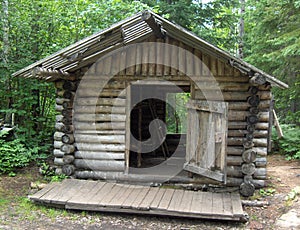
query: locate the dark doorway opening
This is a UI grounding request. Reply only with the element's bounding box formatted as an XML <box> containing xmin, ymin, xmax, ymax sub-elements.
<box><xmin>128</xmin><ymin>84</ymin><xmax>190</xmax><ymax>168</ymax></box>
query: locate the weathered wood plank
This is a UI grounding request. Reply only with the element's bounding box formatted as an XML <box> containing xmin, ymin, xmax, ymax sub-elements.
<box><xmin>167</xmin><ymin>189</ymin><xmax>185</xmax><ymax>212</ymax></box>
<box><xmin>189</xmin><ymin>191</ymin><xmax>204</xmax><ymax>214</ymax></box>
<box><xmin>231</xmin><ymin>193</ymin><xmax>244</xmax><ymax>215</ymax></box>
<box><xmin>138</xmin><ymin>187</ymin><xmax>160</xmax><ymax>210</ymax></box>
<box><xmin>157</xmin><ymin>189</ymin><xmax>175</xmax><ymax>210</ymax></box>
<box><xmin>212</xmin><ymin>192</ymin><xmax>224</xmax><ymax>215</ymax></box>
<box><xmin>66</xmin><ymin>180</ymin><xmax>101</xmax><ymax>206</ymax></box>
<box><xmin>29</xmin><ymin>182</ymin><xmax>60</xmax><ymax>201</ymax></box>
<box><xmin>150</xmin><ymin>188</ymin><xmax>165</xmax><ymax>209</ymax></box>
<box><xmin>201</xmin><ymin>192</ymin><xmax>213</xmax><ymax>214</ymax></box>
<box><xmin>177</xmin><ymin>190</ymin><xmax>194</xmax><ymax>212</ymax></box>
<box><xmin>122</xmin><ymin>185</ymin><xmax>146</xmax><ymax>208</ymax></box>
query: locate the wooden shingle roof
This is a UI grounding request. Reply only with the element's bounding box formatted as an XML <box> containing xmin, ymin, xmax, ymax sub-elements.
<box><xmin>12</xmin><ymin>10</ymin><xmax>288</xmax><ymax>89</ymax></box>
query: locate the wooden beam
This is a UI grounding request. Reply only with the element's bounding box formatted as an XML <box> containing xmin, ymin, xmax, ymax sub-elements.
<box><xmin>142</xmin><ymin>10</ymin><xmax>165</xmax><ymax>39</ymax></box>
<box><xmin>249</xmin><ymin>73</ymin><xmax>267</xmax><ymax>85</ymax></box>
<box><xmin>32</xmin><ymin>67</ymin><xmax>73</xmax><ymax>80</ymax></box>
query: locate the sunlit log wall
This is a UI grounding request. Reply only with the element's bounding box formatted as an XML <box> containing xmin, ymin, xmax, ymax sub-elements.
<box><xmin>53</xmin><ymin>35</ymin><xmax>271</xmax><ymax>191</ymax></box>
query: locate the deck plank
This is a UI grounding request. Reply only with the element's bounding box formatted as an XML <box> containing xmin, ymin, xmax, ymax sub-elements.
<box><xmin>67</xmin><ymin>180</ymin><xmax>100</xmax><ymax>205</ymax></box>
<box><xmin>100</xmin><ymin>183</ymin><xmax>125</xmax><ymax>206</ymax></box>
<box><xmin>177</xmin><ymin>190</ymin><xmax>194</xmax><ymax>212</ymax></box>
<box><xmin>68</xmin><ymin>181</ymin><xmax>107</xmax><ymax>209</ymax></box>
<box><xmin>149</xmin><ymin>188</ymin><xmax>165</xmax><ymax>209</ymax></box>
<box><xmin>200</xmin><ymin>192</ymin><xmax>213</xmax><ymax>214</ymax></box>
<box><xmin>41</xmin><ymin>179</ymin><xmax>74</xmax><ymax>203</ymax></box>
<box><xmin>29</xmin><ymin>182</ymin><xmax>59</xmax><ymax>201</ymax></box>
<box><xmin>190</xmin><ymin>191</ymin><xmax>204</xmax><ymax>214</ymax></box>
<box><xmin>157</xmin><ymin>189</ymin><xmax>175</xmax><ymax>210</ymax></box>
<box><xmin>30</xmin><ymin>180</ymin><xmax>245</xmax><ymax>221</ymax></box>
<box><xmin>231</xmin><ymin>193</ymin><xmax>244</xmax><ymax>216</ymax></box>
<box><xmin>212</xmin><ymin>192</ymin><xmax>224</xmax><ymax>215</ymax></box>
<box><xmin>55</xmin><ymin>180</ymin><xmax>88</xmax><ymax>205</ymax></box>
<box><xmin>109</xmin><ymin>184</ymin><xmax>130</xmax><ymax>207</ymax></box>
<box><xmin>138</xmin><ymin>187</ymin><xmax>159</xmax><ymax>210</ymax></box>
<box><xmin>131</xmin><ymin>187</ymin><xmax>151</xmax><ymax>209</ymax></box>
<box><xmin>121</xmin><ymin>185</ymin><xmax>145</xmax><ymax>209</ymax></box>
<box><xmin>222</xmin><ymin>193</ymin><xmax>233</xmax><ymax>216</ymax></box>
<box><xmin>167</xmin><ymin>189</ymin><xmax>184</xmax><ymax>212</ymax></box>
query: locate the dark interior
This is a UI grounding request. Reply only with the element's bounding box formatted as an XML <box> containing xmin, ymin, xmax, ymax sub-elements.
<box><xmin>129</xmin><ymin>84</ymin><xmax>190</xmax><ymax>168</ymax></box>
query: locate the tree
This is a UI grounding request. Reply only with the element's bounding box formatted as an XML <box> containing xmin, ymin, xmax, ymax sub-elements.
<box><xmin>244</xmin><ymin>0</ymin><xmax>300</xmax><ymax>125</ymax></box>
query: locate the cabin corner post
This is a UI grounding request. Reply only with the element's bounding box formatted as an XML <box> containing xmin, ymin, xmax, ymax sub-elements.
<box><xmin>240</xmin><ymin>83</ymin><xmax>270</xmax><ymax>197</ymax></box>
<box><xmin>53</xmin><ymin>77</ymin><xmax>78</xmax><ymax>177</ymax></box>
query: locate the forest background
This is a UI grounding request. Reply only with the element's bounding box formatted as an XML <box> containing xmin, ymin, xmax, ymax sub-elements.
<box><xmin>0</xmin><ymin>0</ymin><xmax>299</xmax><ymax>175</ymax></box>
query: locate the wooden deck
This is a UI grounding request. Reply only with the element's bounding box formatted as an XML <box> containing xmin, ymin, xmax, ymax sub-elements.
<box><xmin>29</xmin><ymin>179</ymin><xmax>246</xmax><ymax>221</ymax></box>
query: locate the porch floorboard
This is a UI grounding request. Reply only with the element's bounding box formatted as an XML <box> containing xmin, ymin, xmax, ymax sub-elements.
<box><xmin>29</xmin><ymin>179</ymin><xmax>246</xmax><ymax>221</ymax></box>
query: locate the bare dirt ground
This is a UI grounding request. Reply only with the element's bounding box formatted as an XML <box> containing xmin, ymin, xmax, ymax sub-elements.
<box><xmin>0</xmin><ymin>154</ymin><xmax>299</xmax><ymax>230</ymax></box>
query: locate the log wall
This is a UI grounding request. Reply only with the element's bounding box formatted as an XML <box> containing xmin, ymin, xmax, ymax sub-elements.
<box><xmin>56</xmin><ymin>35</ymin><xmax>271</xmax><ymax>192</ymax></box>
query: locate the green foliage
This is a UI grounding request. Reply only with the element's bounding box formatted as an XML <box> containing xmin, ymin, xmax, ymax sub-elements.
<box><xmin>38</xmin><ymin>161</ymin><xmax>67</xmax><ymax>182</ymax></box>
<box><xmin>259</xmin><ymin>188</ymin><xmax>276</xmax><ymax>197</ymax></box>
<box><xmin>0</xmin><ymin>132</ymin><xmax>30</xmax><ymax>175</ymax></box>
<box><xmin>0</xmin><ymin>130</ymin><xmax>49</xmax><ymax>175</ymax></box>
<box><xmin>272</xmin><ymin>124</ymin><xmax>300</xmax><ymax>160</ymax></box>
<box><xmin>244</xmin><ymin>0</ymin><xmax>300</xmax><ymax>125</ymax></box>
<box><xmin>166</xmin><ymin>93</ymin><xmax>190</xmax><ymax>133</ymax></box>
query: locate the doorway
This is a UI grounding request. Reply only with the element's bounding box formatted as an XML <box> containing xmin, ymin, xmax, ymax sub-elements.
<box><xmin>126</xmin><ymin>83</ymin><xmax>190</xmax><ymax>169</ymax></box>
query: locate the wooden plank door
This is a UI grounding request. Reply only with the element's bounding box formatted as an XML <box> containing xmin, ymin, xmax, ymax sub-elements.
<box><xmin>184</xmin><ymin>100</ymin><xmax>228</xmax><ymax>183</ymax></box>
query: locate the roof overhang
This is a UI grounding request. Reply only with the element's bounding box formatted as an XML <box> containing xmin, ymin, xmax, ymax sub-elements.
<box><xmin>12</xmin><ymin>10</ymin><xmax>288</xmax><ymax>89</ymax></box>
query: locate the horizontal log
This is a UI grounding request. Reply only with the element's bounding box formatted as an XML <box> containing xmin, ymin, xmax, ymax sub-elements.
<box><xmin>55</xmin><ymin>122</ymin><xmax>74</xmax><ymax>133</ymax></box>
<box><xmin>74</xmin><ymin>105</ymin><xmax>126</xmax><ymax>114</ymax></box>
<box><xmin>74</xmin><ymin>121</ymin><xmax>125</xmax><ymax>130</ymax></box>
<box><xmin>56</xmin><ymin>97</ymin><xmax>70</xmax><ymax>105</ymax></box>
<box><xmin>54</xmin><ymin>131</ymin><xmax>64</xmax><ymax>141</ymax></box>
<box><xmin>194</xmin><ymin>90</ymin><xmax>271</xmax><ymax>101</ymax></box>
<box><xmin>228</xmin><ymin>101</ymin><xmax>270</xmax><ymax>111</ymax></box>
<box><xmin>75</xmin><ymin>143</ymin><xmax>125</xmax><ymax>152</ymax></box>
<box><xmin>74</xmin><ymin>159</ymin><xmax>124</xmax><ymax>171</ymax></box>
<box><xmin>228</xmin><ymin>122</ymin><xmax>269</xmax><ymax>130</ymax></box>
<box><xmin>227</xmin><ymin>166</ymin><xmax>266</xmax><ymax>179</ymax></box>
<box><xmin>228</xmin><ymin>111</ymin><xmax>269</xmax><ymax>122</ymax></box>
<box><xmin>227</xmin><ymin>178</ymin><xmax>265</xmax><ymax>188</ymax></box>
<box><xmin>227</xmin><ymin>147</ymin><xmax>267</xmax><ymax>157</ymax></box>
<box><xmin>75</xmin><ymin>98</ymin><xmax>126</xmax><ymax>106</ymax></box>
<box><xmin>242</xmin><ymin>149</ymin><xmax>257</xmax><ymax>163</ymax></box>
<box><xmin>76</xmin><ymin>88</ymin><xmax>126</xmax><ymax>98</ymax></box>
<box><xmin>54</xmin><ymin>157</ymin><xmax>64</xmax><ymax>166</ymax></box>
<box><xmin>74</xmin><ymin>105</ymin><xmax>125</xmax><ymax>114</ymax></box>
<box><xmin>55</xmin><ymin>167</ymin><xmax>63</xmax><ymax>175</ymax></box>
<box><xmin>73</xmin><ymin>114</ymin><xmax>126</xmax><ymax>122</ymax></box>
<box><xmin>62</xmin><ymin>100</ymin><xmax>73</xmax><ymax>109</ymax></box>
<box><xmin>241</xmin><ymin>200</ymin><xmax>269</xmax><ymax>207</ymax></box>
<box><xmin>53</xmin><ymin>149</ymin><xmax>65</xmax><ymax>157</ymax></box>
<box><xmin>62</xmin><ymin>134</ymin><xmax>75</xmax><ymax>144</ymax></box>
<box><xmin>63</xmin><ymin>155</ymin><xmax>75</xmax><ymax>164</ymax></box>
<box><xmin>227</xmin><ymin>156</ymin><xmax>266</xmax><ymax>166</ymax></box>
<box><xmin>62</xmin><ymin>164</ymin><xmax>75</xmax><ymax>176</ymax></box>
<box><xmin>74</xmin><ymin>130</ymin><xmax>126</xmax><ymax>135</ymax></box>
<box><xmin>61</xmin><ymin>144</ymin><xmax>75</xmax><ymax>154</ymax></box>
<box><xmin>228</xmin><ymin>138</ymin><xmax>268</xmax><ymax>147</ymax></box>
<box><xmin>75</xmin><ymin>151</ymin><xmax>125</xmax><ymax>160</ymax></box>
<box><xmin>78</xmin><ymin>80</ymin><xmax>126</xmax><ymax>89</ymax></box>
<box><xmin>242</xmin><ymin>163</ymin><xmax>256</xmax><ymax>175</ymax></box>
<box><xmin>62</xmin><ymin>109</ymin><xmax>73</xmax><ymax>117</ymax></box>
<box><xmin>74</xmin><ymin>134</ymin><xmax>125</xmax><ymax>144</ymax></box>
<box><xmin>54</xmin><ymin>141</ymin><xmax>63</xmax><ymax>149</ymax></box>
<box><xmin>54</xmin><ymin>80</ymin><xmax>65</xmax><ymax>89</ymax></box>
<box><xmin>240</xmin><ymin>182</ymin><xmax>255</xmax><ymax>197</ymax></box>
<box><xmin>55</xmin><ymin>104</ymin><xmax>63</xmax><ymax>112</ymax></box>
<box><xmin>56</xmin><ymin>115</ymin><xmax>64</xmax><ymax>123</ymax></box>
<box><xmin>228</xmin><ymin>130</ymin><xmax>268</xmax><ymax>138</ymax></box>
<box><xmin>63</xmin><ymin>81</ymin><xmax>77</xmax><ymax>91</ymax></box>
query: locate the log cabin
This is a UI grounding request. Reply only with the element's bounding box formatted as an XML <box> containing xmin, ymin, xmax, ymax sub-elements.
<box><xmin>13</xmin><ymin>10</ymin><xmax>288</xmax><ymax>197</ymax></box>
